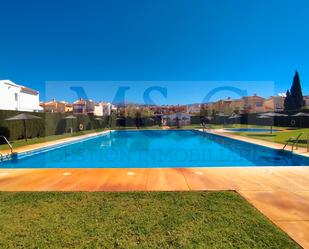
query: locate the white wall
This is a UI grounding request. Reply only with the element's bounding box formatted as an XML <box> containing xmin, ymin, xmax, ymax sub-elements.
<box><xmin>19</xmin><ymin>90</ymin><xmax>41</xmax><ymax>112</ymax></box>
<box><xmin>0</xmin><ymin>80</ymin><xmax>41</xmax><ymax>112</ymax></box>
<box><xmin>94</xmin><ymin>105</ymin><xmax>103</xmax><ymax>116</ymax></box>
<box><xmin>101</xmin><ymin>102</ymin><xmax>115</xmax><ymax>116</ymax></box>
<box><xmin>0</xmin><ymin>81</ymin><xmax>19</xmax><ymax>110</ymax></box>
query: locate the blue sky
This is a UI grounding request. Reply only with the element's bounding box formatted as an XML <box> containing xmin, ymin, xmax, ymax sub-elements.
<box><xmin>0</xmin><ymin>0</ymin><xmax>308</xmax><ymax>104</ymax></box>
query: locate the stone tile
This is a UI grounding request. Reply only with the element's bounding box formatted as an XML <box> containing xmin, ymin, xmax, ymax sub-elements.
<box><xmin>239</xmin><ymin>191</ymin><xmax>309</xmax><ymax>221</ymax></box>
<box><xmin>274</xmin><ymin>221</ymin><xmax>309</xmax><ymax>249</ymax></box>
<box><xmin>146</xmin><ymin>168</ymin><xmax>189</xmax><ymax>191</ymax></box>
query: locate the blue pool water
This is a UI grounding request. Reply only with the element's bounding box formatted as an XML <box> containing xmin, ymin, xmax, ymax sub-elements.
<box><xmin>0</xmin><ymin>130</ymin><xmax>308</xmax><ymax>168</ymax></box>
<box><xmin>225</xmin><ymin>128</ymin><xmax>281</xmax><ymax>132</ymax></box>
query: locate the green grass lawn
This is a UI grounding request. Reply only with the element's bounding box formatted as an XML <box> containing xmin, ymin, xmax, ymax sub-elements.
<box><xmin>0</xmin><ymin>192</ymin><xmax>299</xmax><ymax>249</ymax></box>
<box><xmin>234</xmin><ymin>128</ymin><xmax>309</xmax><ymax>148</ymax></box>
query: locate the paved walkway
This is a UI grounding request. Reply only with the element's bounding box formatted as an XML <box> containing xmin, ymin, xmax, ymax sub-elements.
<box><xmin>0</xmin><ymin>166</ymin><xmax>308</xmax><ymax>248</ymax></box>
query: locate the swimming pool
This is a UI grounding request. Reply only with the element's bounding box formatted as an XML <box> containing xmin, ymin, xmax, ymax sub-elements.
<box><xmin>0</xmin><ymin>130</ymin><xmax>308</xmax><ymax>168</ymax></box>
<box><xmin>225</xmin><ymin>128</ymin><xmax>281</xmax><ymax>132</ymax></box>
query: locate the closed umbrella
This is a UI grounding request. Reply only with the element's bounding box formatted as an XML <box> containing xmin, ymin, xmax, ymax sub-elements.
<box><xmin>63</xmin><ymin>115</ymin><xmax>77</xmax><ymax>133</ymax></box>
<box><xmin>95</xmin><ymin>117</ymin><xmax>103</xmax><ymax>129</ymax></box>
<box><xmin>6</xmin><ymin>113</ymin><xmax>41</xmax><ymax>142</ymax></box>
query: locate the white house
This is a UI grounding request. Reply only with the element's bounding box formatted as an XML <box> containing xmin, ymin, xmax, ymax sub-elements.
<box><xmin>0</xmin><ymin>80</ymin><xmax>42</xmax><ymax>112</ymax></box>
<box><xmin>99</xmin><ymin>102</ymin><xmax>116</xmax><ymax>116</ymax></box>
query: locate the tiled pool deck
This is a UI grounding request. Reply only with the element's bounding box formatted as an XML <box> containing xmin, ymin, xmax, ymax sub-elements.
<box><xmin>0</xmin><ymin>129</ymin><xmax>308</xmax><ymax>248</ymax></box>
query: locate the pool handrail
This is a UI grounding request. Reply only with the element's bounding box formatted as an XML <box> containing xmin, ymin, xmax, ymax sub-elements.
<box><xmin>293</xmin><ymin>132</ymin><xmax>304</xmax><ymax>150</ymax></box>
<box><xmin>283</xmin><ymin>132</ymin><xmax>307</xmax><ymax>152</ymax></box>
<box><xmin>283</xmin><ymin>137</ymin><xmax>296</xmax><ymax>150</ymax></box>
<box><xmin>0</xmin><ymin>136</ymin><xmax>13</xmax><ymax>154</ymax></box>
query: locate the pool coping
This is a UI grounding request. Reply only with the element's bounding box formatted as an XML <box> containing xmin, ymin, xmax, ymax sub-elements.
<box><xmin>198</xmin><ymin>128</ymin><xmax>309</xmax><ymax>158</ymax></box>
<box><xmin>0</xmin><ymin>130</ymin><xmax>113</xmax><ymax>157</ymax></box>
<box><xmin>1</xmin><ymin>128</ymin><xmax>308</xmax><ymax>165</ymax></box>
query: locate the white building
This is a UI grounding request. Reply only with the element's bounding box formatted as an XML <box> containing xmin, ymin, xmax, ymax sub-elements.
<box><xmin>93</xmin><ymin>104</ymin><xmax>103</xmax><ymax>116</ymax></box>
<box><xmin>99</xmin><ymin>102</ymin><xmax>116</xmax><ymax>116</ymax></box>
<box><xmin>0</xmin><ymin>80</ymin><xmax>42</xmax><ymax>112</ymax></box>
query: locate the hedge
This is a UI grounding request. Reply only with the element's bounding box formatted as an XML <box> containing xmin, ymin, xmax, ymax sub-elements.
<box><xmin>195</xmin><ymin>111</ymin><xmax>309</xmax><ymax>128</ymax></box>
<box><xmin>0</xmin><ymin>110</ymin><xmax>111</xmax><ymax>141</ymax></box>
<box><xmin>115</xmin><ymin>117</ymin><xmax>161</xmax><ymax>127</ymax></box>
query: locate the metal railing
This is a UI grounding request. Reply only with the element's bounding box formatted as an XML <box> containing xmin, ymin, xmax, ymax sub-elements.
<box><xmin>283</xmin><ymin>132</ymin><xmax>307</xmax><ymax>152</ymax></box>
<box><xmin>292</xmin><ymin>132</ymin><xmax>305</xmax><ymax>151</ymax></box>
<box><xmin>283</xmin><ymin>137</ymin><xmax>295</xmax><ymax>150</ymax></box>
<box><xmin>0</xmin><ymin>136</ymin><xmax>13</xmax><ymax>154</ymax></box>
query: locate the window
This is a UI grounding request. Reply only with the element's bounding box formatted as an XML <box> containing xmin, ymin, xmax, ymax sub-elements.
<box><xmin>14</xmin><ymin>93</ymin><xmax>18</xmax><ymax>101</ymax></box>
<box><xmin>256</xmin><ymin>102</ymin><xmax>262</xmax><ymax>107</ymax></box>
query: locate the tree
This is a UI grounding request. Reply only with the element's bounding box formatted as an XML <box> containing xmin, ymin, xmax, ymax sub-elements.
<box><xmin>290</xmin><ymin>71</ymin><xmax>305</xmax><ymax>109</ymax></box>
<box><xmin>199</xmin><ymin>106</ymin><xmax>209</xmax><ymax>117</ymax></box>
<box><xmin>211</xmin><ymin>109</ymin><xmax>217</xmax><ymax>117</ymax></box>
<box><xmin>109</xmin><ymin>110</ymin><xmax>117</xmax><ymax>128</ymax></box>
<box><xmin>284</xmin><ymin>71</ymin><xmax>305</xmax><ymax>111</ymax></box>
<box><xmin>135</xmin><ymin>111</ymin><xmax>142</xmax><ymax>128</ymax></box>
<box><xmin>234</xmin><ymin>107</ymin><xmax>240</xmax><ymax>115</ymax></box>
<box><xmin>284</xmin><ymin>90</ymin><xmax>294</xmax><ymax>111</ymax></box>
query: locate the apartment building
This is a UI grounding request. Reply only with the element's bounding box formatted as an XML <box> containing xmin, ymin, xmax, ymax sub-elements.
<box><xmin>242</xmin><ymin>95</ymin><xmax>265</xmax><ymax>113</ymax></box>
<box><xmin>73</xmin><ymin>99</ymin><xmax>116</xmax><ymax>116</ymax></box>
<box><xmin>63</xmin><ymin>102</ymin><xmax>73</xmax><ymax>112</ymax></box>
<box><xmin>202</xmin><ymin>95</ymin><xmax>281</xmax><ymax>114</ymax></box>
<box><xmin>263</xmin><ymin>96</ymin><xmax>285</xmax><ymax>112</ymax></box>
